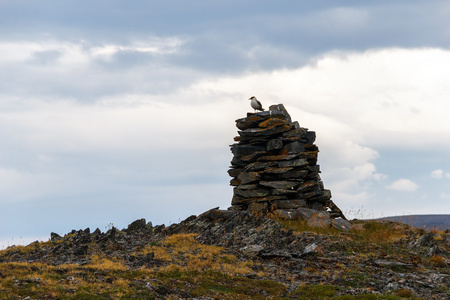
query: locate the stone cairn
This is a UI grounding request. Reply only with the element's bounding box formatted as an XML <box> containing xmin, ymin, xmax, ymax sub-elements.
<box><xmin>228</xmin><ymin>104</ymin><xmax>347</xmax><ymax>220</ymax></box>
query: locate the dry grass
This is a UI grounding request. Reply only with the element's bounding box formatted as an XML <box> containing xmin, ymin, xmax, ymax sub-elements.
<box><xmin>0</xmin><ymin>234</ymin><xmax>268</xmax><ymax>299</ymax></box>
<box><xmin>148</xmin><ymin>233</ymin><xmax>257</xmax><ymax>275</ymax></box>
<box><xmin>429</xmin><ymin>255</ymin><xmax>446</xmax><ymax>267</ymax></box>
<box><xmin>89</xmin><ymin>254</ymin><xmax>127</xmax><ymax>271</ymax></box>
<box><xmin>0</xmin><ymin>222</ymin><xmax>447</xmax><ymax>299</ymax></box>
<box><xmin>277</xmin><ymin>217</ymin><xmax>408</xmax><ymax>245</ymax></box>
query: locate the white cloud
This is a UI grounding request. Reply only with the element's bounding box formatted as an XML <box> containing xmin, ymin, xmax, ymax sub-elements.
<box><xmin>0</xmin><ymin>95</ymin><xmax>240</xmax><ymax>154</ymax></box>
<box><xmin>195</xmin><ymin>48</ymin><xmax>450</xmax><ymax>150</ymax></box>
<box><xmin>431</xmin><ymin>170</ymin><xmax>450</xmax><ymax>180</ymax></box>
<box><xmin>386</xmin><ymin>178</ymin><xmax>419</xmax><ymax>192</ymax></box>
<box><xmin>13</xmin><ymin>46</ymin><xmax>445</xmax><ymax>207</ymax></box>
<box><xmin>0</xmin><ymin>38</ymin><xmax>184</xmax><ymax>64</ymax></box>
<box><xmin>90</xmin><ymin>37</ymin><xmax>184</xmax><ymax>60</ymax></box>
<box><xmin>431</xmin><ymin>169</ymin><xmax>444</xmax><ymax>179</ymax></box>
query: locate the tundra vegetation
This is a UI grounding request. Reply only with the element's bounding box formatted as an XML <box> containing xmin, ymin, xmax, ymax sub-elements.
<box><xmin>0</xmin><ymin>211</ymin><xmax>448</xmax><ymax>299</ymax></box>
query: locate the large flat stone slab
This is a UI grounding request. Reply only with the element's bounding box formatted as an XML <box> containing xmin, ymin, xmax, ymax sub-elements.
<box><xmin>260</xmin><ymin>180</ymin><xmax>299</xmax><ymax>189</ymax></box>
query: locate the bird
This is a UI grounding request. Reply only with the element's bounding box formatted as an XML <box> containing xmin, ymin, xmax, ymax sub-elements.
<box><xmin>249</xmin><ymin>96</ymin><xmax>264</xmax><ymax>112</ymax></box>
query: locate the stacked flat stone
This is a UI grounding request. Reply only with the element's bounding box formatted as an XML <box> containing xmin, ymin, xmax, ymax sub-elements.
<box><xmin>229</xmin><ymin>104</ymin><xmax>343</xmax><ymax>218</ymax></box>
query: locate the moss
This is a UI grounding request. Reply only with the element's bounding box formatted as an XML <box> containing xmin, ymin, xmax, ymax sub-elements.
<box><xmin>193</xmin><ymin>270</ymin><xmax>286</xmax><ymax>298</ymax></box>
<box><xmin>396</xmin><ymin>288</ymin><xmax>414</xmax><ymax>298</ymax></box>
<box><xmin>287</xmin><ymin>284</ymin><xmax>338</xmax><ymax>299</ymax></box>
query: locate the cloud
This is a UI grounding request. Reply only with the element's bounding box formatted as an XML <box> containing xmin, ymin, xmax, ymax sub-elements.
<box><xmin>386</xmin><ymin>179</ymin><xmax>419</xmax><ymax>192</ymax></box>
<box><xmin>431</xmin><ymin>169</ymin><xmax>450</xmax><ymax>180</ymax></box>
<box><xmin>2</xmin><ymin>47</ymin><xmax>448</xmax><ymax>202</ymax></box>
<box><xmin>0</xmin><ymin>39</ymin><xmax>190</xmax><ymax>100</ymax></box>
<box><xmin>195</xmin><ymin>48</ymin><xmax>450</xmax><ymax>150</ymax></box>
<box><xmin>431</xmin><ymin>169</ymin><xmax>444</xmax><ymax>179</ymax></box>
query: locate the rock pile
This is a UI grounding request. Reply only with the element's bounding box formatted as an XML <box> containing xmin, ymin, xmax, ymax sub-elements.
<box><xmin>229</xmin><ymin>104</ymin><xmax>346</xmax><ymax>220</ymax></box>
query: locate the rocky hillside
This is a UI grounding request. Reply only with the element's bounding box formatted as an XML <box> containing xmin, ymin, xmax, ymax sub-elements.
<box><xmin>0</xmin><ymin>208</ymin><xmax>449</xmax><ymax>299</ymax></box>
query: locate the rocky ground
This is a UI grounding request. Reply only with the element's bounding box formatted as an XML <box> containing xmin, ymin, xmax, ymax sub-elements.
<box><xmin>0</xmin><ymin>208</ymin><xmax>449</xmax><ymax>299</ymax></box>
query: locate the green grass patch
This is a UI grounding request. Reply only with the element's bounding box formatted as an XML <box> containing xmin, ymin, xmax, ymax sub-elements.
<box><xmin>277</xmin><ymin>218</ymin><xmax>341</xmax><ymax>236</ymax></box>
<box><xmin>287</xmin><ymin>284</ymin><xmax>338</xmax><ymax>299</ymax></box>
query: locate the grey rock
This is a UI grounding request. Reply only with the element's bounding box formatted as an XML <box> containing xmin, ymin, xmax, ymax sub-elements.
<box><xmin>127</xmin><ymin>218</ymin><xmax>146</xmax><ymax>232</ymax></box>
<box><xmin>273</xmin><ymin>200</ymin><xmax>307</xmax><ymax>209</ymax></box>
<box><xmin>229</xmin><ymin>178</ymin><xmax>241</xmax><ymax>186</ymax></box>
<box><xmin>227</xmin><ymin>168</ymin><xmax>243</xmax><ymax>177</ymax></box>
<box><xmin>240</xmin><ymin>244</ymin><xmax>264</xmax><ymax>257</ymax></box>
<box><xmin>279</xmin><ymin>170</ymin><xmax>308</xmax><ymax>179</ymax></box>
<box><xmin>238</xmin><ymin>151</ymin><xmax>267</xmax><ymax>163</ymax></box>
<box><xmin>273</xmin><ymin>209</ymin><xmax>298</xmax><ymax>219</ymax></box>
<box><xmin>235</xmin><ymin>119</ymin><xmax>257</xmax><ymax>130</ymax></box>
<box><xmin>251</xmin><ymin>109</ymin><xmax>289</xmax><ymax>121</ymax></box>
<box><xmin>291</xmin><ymin>121</ymin><xmax>300</xmax><ymax>129</ymax></box>
<box><xmin>236</xmin><ymin>184</ymin><xmax>259</xmax><ymax>190</ymax></box>
<box><xmin>309</xmin><ymin>201</ymin><xmax>324</xmax><ymax>211</ymax></box>
<box><xmin>237</xmin><ymin>171</ymin><xmax>261</xmax><ymax>184</ymax></box>
<box><xmin>259</xmin><ymin>249</ymin><xmax>292</xmax><ymax>259</ymax></box>
<box><xmin>231</xmin><ymin>144</ymin><xmax>265</xmax><ymax>156</ymax></box>
<box><xmin>269</xmin><ymin>104</ymin><xmax>292</xmax><ymax>123</ymax></box>
<box><xmin>271</xmin><ymin>189</ymin><xmax>298</xmax><ymax>196</ymax></box>
<box><xmin>305</xmin><ymin>131</ymin><xmax>316</xmax><ymax>144</ymax></box>
<box><xmin>234</xmin><ymin>188</ymin><xmax>270</xmax><ymax>198</ymax></box>
<box><xmin>297</xmin><ymin>181</ymin><xmax>317</xmax><ymax>193</ymax></box>
<box><xmin>278</xmin><ymin>158</ymin><xmax>309</xmax><ymax>168</ymax></box>
<box><xmin>303</xmin><ymin>243</ymin><xmax>318</xmax><ymax>256</ymax></box>
<box><xmin>258</xmin><ymin>154</ymin><xmax>299</xmax><ymax>161</ymax></box>
<box><xmin>383</xmin><ymin>282</ymin><xmax>399</xmax><ymax>292</ymax></box>
<box><xmin>374</xmin><ymin>260</ymin><xmax>413</xmax><ymax>268</ymax></box>
<box><xmin>409</xmin><ymin>232</ymin><xmax>438</xmax><ymax>248</ymax></box>
<box><xmin>307</xmin><ymin>212</ymin><xmax>332</xmax><ymax>228</ymax></box>
<box><xmin>230</xmin><ymin>156</ymin><xmax>247</xmax><ymax>167</ymax></box>
<box><xmin>50</xmin><ymin>232</ymin><xmax>62</xmax><ymax>241</ymax></box>
<box><xmin>296</xmin><ymin>207</ymin><xmax>318</xmax><ymax>220</ymax></box>
<box><xmin>260</xmin><ymin>180</ymin><xmax>299</xmax><ymax>189</ymax></box>
<box><xmin>283</xmin><ymin>141</ymin><xmax>305</xmax><ymax>153</ymax></box>
<box><xmin>331</xmin><ymin>219</ymin><xmax>353</xmax><ymax>231</ymax></box>
<box><xmin>244</xmin><ymin>161</ymin><xmax>277</xmax><ymax>172</ymax></box>
<box><xmin>283</xmin><ymin>130</ymin><xmax>307</xmax><ymax>140</ymax></box>
<box><xmin>239</xmin><ymin>125</ymin><xmax>292</xmax><ymax>137</ymax></box>
<box><xmin>263</xmin><ymin>167</ymin><xmax>294</xmax><ymax>174</ymax></box>
<box><xmin>266</xmin><ymin>138</ymin><xmax>284</xmax><ymax>151</ymax></box>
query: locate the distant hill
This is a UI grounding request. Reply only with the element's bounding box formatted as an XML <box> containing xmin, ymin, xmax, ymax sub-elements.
<box><xmin>379</xmin><ymin>214</ymin><xmax>450</xmax><ymax>230</ymax></box>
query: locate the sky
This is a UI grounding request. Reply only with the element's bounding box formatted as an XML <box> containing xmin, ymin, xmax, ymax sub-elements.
<box><xmin>1</xmin><ymin>0</ymin><xmax>450</xmax><ymax>248</ymax></box>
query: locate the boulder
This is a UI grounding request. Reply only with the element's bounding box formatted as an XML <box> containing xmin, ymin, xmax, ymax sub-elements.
<box><xmin>331</xmin><ymin>219</ymin><xmax>353</xmax><ymax>231</ymax></box>
<box><xmin>127</xmin><ymin>218</ymin><xmax>147</xmax><ymax>232</ymax></box>
<box><xmin>307</xmin><ymin>212</ymin><xmax>332</xmax><ymax>228</ymax></box>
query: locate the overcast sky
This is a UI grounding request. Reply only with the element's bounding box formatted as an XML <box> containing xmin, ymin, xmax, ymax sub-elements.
<box><xmin>2</xmin><ymin>0</ymin><xmax>450</xmax><ymax>248</ymax></box>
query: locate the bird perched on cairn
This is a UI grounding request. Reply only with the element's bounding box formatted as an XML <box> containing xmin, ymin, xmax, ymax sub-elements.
<box><xmin>249</xmin><ymin>96</ymin><xmax>264</xmax><ymax>112</ymax></box>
